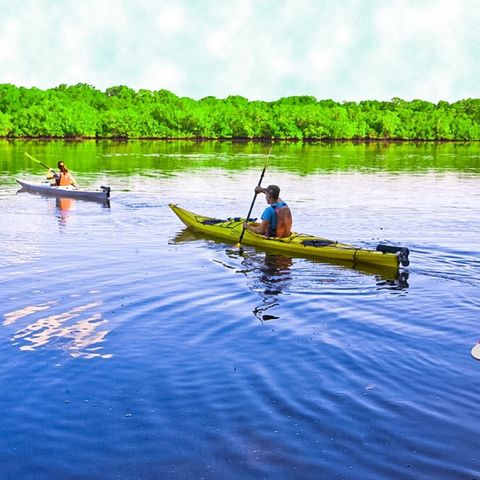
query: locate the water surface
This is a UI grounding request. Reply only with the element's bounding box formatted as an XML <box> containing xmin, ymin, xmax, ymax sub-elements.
<box><xmin>1</xmin><ymin>140</ymin><xmax>479</xmax><ymax>479</ymax></box>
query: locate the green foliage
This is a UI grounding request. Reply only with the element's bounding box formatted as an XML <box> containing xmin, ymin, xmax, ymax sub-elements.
<box><xmin>0</xmin><ymin>83</ymin><xmax>479</xmax><ymax>140</ymax></box>
<box><xmin>0</xmin><ymin>111</ymin><xmax>12</xmax><ymax>136</ymax></box>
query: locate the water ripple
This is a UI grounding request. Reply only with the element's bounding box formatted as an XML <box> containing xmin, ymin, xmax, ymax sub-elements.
<box><xmin>1</xmin><ymin>144</ymin><xmax>480</xmax><ymax>479</ymax></box>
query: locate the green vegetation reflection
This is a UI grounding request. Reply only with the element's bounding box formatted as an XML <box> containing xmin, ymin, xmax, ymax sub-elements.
<box><xmin>1</xmin><ymin>140</ymin><xmax>479</xmax><ymax>180</ymax></box>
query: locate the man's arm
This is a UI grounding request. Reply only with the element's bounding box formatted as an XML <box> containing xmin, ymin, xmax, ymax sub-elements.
<box><xmin>243</xmin><ymin>219</ymin><xmax>269</xmax><ymax>235</ymax></box>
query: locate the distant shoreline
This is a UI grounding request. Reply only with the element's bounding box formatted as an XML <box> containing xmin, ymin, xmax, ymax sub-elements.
<box><xmin>1</xmin><ymin>84</ymin><xmax>479</xmax><ymax>141</ymax></box>
<box><xmin>1</xmin><ymin>136</ymin><xmax>478</xmax><ymax>143</ymax></box>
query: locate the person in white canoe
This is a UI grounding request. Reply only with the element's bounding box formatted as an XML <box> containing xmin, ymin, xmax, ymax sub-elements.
<box><xmin>47</xmin><ymin>161</ymin><xmax>78</xmax><ymax>187</ymax></box>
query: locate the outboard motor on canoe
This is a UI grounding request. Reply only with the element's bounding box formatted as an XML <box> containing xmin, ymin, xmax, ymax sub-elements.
<box><xmin>376</xmin><ymin>244</ymin><xmax>410</xmax><ymax>267</ymax></box>
<box><xmin>100</xmin><ymin>186</ymin><xmax>111</xmax><ymax>198</ymax></box>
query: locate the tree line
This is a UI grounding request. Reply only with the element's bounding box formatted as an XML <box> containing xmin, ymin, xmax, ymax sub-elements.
<box><xmin>0</xmin><ymin>83</ymin><xmax>479</xmax><ymax>140</ymax></box>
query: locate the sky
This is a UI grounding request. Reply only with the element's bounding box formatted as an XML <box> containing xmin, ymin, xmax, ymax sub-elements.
<box><xmin>0</xmin><ymin>0</ymin><xmax>478</xmax><ymax>102</ymax></box>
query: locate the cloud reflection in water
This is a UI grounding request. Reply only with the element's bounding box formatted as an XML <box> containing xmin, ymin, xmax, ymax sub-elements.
<box><xmin>3</xmin><ymin>300</ymin><xmax>112</xmax><ymax>359</ymax></box>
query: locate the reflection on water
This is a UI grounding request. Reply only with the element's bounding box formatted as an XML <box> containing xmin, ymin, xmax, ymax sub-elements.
<box><xmin>54</xmin><ymin>196</ymin><xmax>74</xmax><ymax>229</ymax></box>
<box><xmin>15</xmin><ymin>187</ymin><xmax>111</xmax><ymax>231</ymax></box>
<box><xmin>377</xmin><ymin>270</ymin><xmax>410</xmax><ymax>289</ymax></box>
<box><xmin>228</xmin><ymin>250</ymin><xmax>293</xmax><ymax>322</ymax></box>
<box><xmin>55</xmin><ymin>197</ymin><xmax>74</xmax><ymax>211</ymax></box>
<box><xmin>1</xmin><ymin>141</ymin><xmax>479</xmax><ymax>479</ymax></box>
<box><xmin>3</xmin><ymin>300</ymin><xmax>112</xmax><ymax>359</ymax></box>
<box><xmin>173</xmin><ymin>228</ymin><xmax>409</xmax><ymax>323</ymax></box>
<box><xmin>4</xmin><ymin>139</ymin><xmax>480</xmax><ymax>176</ymax></box>
<box><xmin>173</xmin><ymin>228</ymin><xmax>293</xmax><ymax>322</ymax></box>
<box><xmin>3</xmin><ymin>301</ymin><xmax>57</xmax><ymax>326</ymax></box>
<box><xmin>214</xmin><ymin>249</ymin><xmax>293</xmax><ymax>322</ymax></box>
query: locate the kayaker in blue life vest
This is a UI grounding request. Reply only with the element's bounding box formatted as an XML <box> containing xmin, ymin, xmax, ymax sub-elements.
<box><xmin>243</xmin><ymin>184</ymin><xmax>293</xmax><ymax>238</ymax></box>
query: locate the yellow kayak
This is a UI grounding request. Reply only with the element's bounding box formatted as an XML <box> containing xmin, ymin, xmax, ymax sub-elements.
<box><xmin>169</xmin><ymin>204</ymin><xmax>409</xmax><ymax>271</ymax></box>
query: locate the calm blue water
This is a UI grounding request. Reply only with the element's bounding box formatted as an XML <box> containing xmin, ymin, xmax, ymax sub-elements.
<box><xmin>0</xmin><ymin>141</ymin><xmax>479</xmax><ymax>479</ymax></box>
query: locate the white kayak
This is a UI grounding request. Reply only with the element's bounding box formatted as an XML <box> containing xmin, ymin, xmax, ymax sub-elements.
<box><xmin>16</xmin><ymin>179</ymin><xmax>111</xmax><ymax>202</ymax></box>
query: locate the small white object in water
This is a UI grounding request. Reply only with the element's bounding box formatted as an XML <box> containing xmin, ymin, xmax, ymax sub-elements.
<box><xmin>471</xmin><ymin>342</ymin><xmax>480</xmax><ymax>360</ymax></box>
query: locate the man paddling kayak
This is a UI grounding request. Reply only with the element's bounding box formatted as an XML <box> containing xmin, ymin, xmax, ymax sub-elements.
<box><xmin>47</xmin><ymin>161</ymin><xmax>77</xmax><ymax>187</ymax></box>
<box><xmin>243</xmin><ymin>184</ymin><xmax>292</xmax><ymax>238</ymax></box>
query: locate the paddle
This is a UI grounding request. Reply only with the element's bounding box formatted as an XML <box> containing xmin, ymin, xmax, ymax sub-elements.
<box><xmin>25</xmin><ymin>151</ymin><xmax>79</xmax><ymax>188</ymax></box>
<box><xmin>25</xmin><ymin>152</ymin><xmax>53</xmax><ymax>171</ymax></box>
<box><xmin>236</xmin><ymin>146</ymin><xmax>273</xmax><ymax>248</ymax></box>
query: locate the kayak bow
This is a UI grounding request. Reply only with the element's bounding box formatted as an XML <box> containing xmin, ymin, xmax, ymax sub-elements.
<box><xmin>169</xmin><ymin>204</ymin><xmax>409</xmax><ymax>270</ymax></box>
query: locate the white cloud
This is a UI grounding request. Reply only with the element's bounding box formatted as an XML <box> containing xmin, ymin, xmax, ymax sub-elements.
<box><xmin>155</xmin><ymin>5</ymin><xmax>186</xmax><ymax>33</ymax></box>
<box><xmin>141</xmin><ymin>61</ymin><xmax>185</xmax><ymax>92</ymax></box>
<box><xmin>0</xmin><ymin>0</ymin><xmax>478</xmax><ymax>101</ymax></box>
